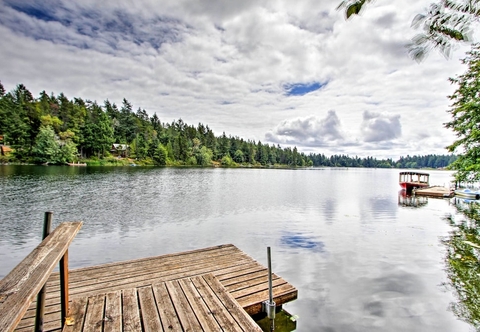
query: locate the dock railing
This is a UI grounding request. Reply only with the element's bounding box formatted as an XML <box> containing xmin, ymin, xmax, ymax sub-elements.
<box><xmin>0</xmin><ymin>212</ymin><xmax>82</xmax><ymax>332</ymax></box>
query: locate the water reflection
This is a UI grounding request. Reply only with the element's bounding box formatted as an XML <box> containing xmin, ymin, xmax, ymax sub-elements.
<box><xmin>443</xmin><ymin>201</ymin><xmax>480</xmax><ymax>329</ymax></box>
<box><xmin>398</xmin><ymin>192</ymin><xmax>428</xmax><ymax>208</ymax></box>
<box><xmin>1</xmin><ymin>166</ymin><xmax>472</xmax><ymax>331</ymax></box>
<box><xmin>280</xmin><ymin>232</ymin><xmax>325</xmax><ymax>253</ymax></box>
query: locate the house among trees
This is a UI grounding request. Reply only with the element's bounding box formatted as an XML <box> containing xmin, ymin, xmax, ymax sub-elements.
<box><xmin>111</xmin><ymin>144</ymin><xmax>129</xmax><ymax>158</ymax></box>
<box><xmin>0</xmin><ymin>134</ymin><xmax>12</xmax><ymax>156</ymax></box>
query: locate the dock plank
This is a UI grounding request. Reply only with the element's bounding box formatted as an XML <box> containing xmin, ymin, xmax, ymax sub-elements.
<box><xmin>191</xmin><ymin>275</ymin><xmax>241</xmax><ymax>332</ymax></box>
<box><xmin>104</xmin><ymin>291</ymin><xmax>122</xmax><ymax>332</ymax></box>
<box><xmin>122</xmin><ymin>288</ymin><xmax>142</xmax><ymax>332</ymax></box>
<box><xmin>178</xmin><ymin>278</ymin><xmax>221</xmax><ymax>331</ymax></box>
<box><xmin>203</xmin><ymin>274</ymin><xmax>263</xmax><ymax>332</ymax></box>
<box><xmin>83</xmin><ymin>294</ymin><xmax>104</xmax><ymax>332</ymax></box>
<box><xmin>152</xmin><ymin>283</ymin><xmax>182</xmax><ymax>331</ymax></box>
<box><xmin>63</xmin><ymin>275</ymin><xmax>263</xmax><ymax>332</ymax></box>
<box><xmin>137</xmin><ymin>286</ymin><xmax>163</xmax><ymax>332</ymax></box>
<box><xmin>62</xmin><ymin>297</ymin><xmax>87</xmax><ymax>332</ymax></box>
<box><xmin>165</xmin><ymin>280</ymin><xmax>202</xmax><ymax>331</ymax></box>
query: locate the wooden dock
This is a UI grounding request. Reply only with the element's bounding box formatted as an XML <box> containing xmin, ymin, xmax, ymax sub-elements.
<box><xmin>413</xmin><ymin>186</ymin><xmax>454</xmax><ymax>198</ymax></box>
<box><xmin>14</xmin><ymin>244</ymin><xmax>297</xmax><ymax>332</ymax></box>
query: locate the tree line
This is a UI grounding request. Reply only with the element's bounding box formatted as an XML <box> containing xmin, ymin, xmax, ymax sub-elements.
<box><xmin>0</xmin><ymin>83</ymin><xmax>313</xmax><ymax>166</ymax></box>
<box><xmin>0</xmin><ymin>82</ymin><xmax>455</xmax><ymax>168</ymax></box>
<box><xmin>309</xmin><ymin>153</ymin><xmax>455</xmax><ymax>168</ymax></box>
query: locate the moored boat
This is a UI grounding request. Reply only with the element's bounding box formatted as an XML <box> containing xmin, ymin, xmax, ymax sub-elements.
<box><xmin>454</xmin><ymin>188</ymin><xmax>480</xmax><ymax>200</ymax></box>
<box><xmin>399</xmin><ymin>171</ymin><xmax>430</xmax><ymax>192</ymax></box>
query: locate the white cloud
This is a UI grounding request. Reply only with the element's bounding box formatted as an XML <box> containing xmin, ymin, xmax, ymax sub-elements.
<box><xmin>0</xmin><ymin>0</ymin><xmax>471</xmax><ymax>159</ymax></box>
<box><xmin>265</xmin><ymin>111</ymin><xmax>354</xmax><ymax>147</ymax></box>
<box><xmin>361</xmin><ymin>111</ymin><xmax>402</xmax><ymax>142</ymax></box>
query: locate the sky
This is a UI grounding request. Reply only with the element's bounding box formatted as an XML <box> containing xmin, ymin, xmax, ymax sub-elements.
<box><xmin>0</xmin><ymin>0</ymin><xmax>475</xmax><ymax>159</ymax></box>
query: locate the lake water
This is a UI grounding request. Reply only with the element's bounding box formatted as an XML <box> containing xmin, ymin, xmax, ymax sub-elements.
<box><xmin>0</xmin><ymin>166</ymin><xmax>473</xmax><ymax>331</ymax></box>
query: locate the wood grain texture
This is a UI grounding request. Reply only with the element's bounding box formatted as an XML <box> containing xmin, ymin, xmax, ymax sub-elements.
<box><xmin>0</xmin><ymin>222</ymin><xmax>82</xmax><ymax>332</ymax></box>
<box><xmin>14</xmin><ymin>244</ymin><xmax>297</xmax><ymax>332</ymax></box>
<box><xmin>61</xmin><ymin>275</ymin><xmax>263</xmax><ymax>332</ymax></box>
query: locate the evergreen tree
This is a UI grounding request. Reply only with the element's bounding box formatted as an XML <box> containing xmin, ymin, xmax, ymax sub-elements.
<box><xmin>153</xmin><ymin>144</ymin><xmax>168</xmax><ymax>165</ymax></box>
<box><xmin>32</xmin><ymin>125</ymin><xmax>60</xmax><ymax>164</ymax></box>
<box><xmin>445</xmin><ymin>44</ymin><xmax>480</xmax><ymax>182</ymax></box>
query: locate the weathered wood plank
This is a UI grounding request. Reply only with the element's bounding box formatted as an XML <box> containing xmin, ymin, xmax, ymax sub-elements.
<box><xmin>202</xmin><ymin>274</ymin><xmax>263</xmax><ymax>332</ymax></box>
<box><xmin>43</xmin><ymin>247</ymin><xmax>246</xmax><ymax>298</ymax></box>
<box><xmin>238</xmin><ymin>284</ymin><xmax>298</xmax><ymax>315</ymax></box>
<box><xmin>104</xmin><ymin>290</ymin><xmax>122</xmax><ymax>332</ymax></box>
<box><xmin>51</xmin><ymin>244</ymin><xmax>240</xmax><ymax>285</ymax></box>
<box><xmin>230</xmin><ymin>277</ymin><xmax>287</xmax><ymax>299</ymax></box>
<box><xmin>60</xmin><ymin>297</ymin><xmax>87</xmax><ymax>332</ymax></box>
<box><xmin>22</xmin><ymin>258</ymin><xmax>261</xmax><ymax>324</ymax></box>
<box><xmin>64</xmin><ymin>258</ymin><xmax>254</xmax><ymax>300</ymax></box>
<box><xmin>214</xmin><ymin>263</ymin><xmax>268</xmax><ymax>285</ymax></box>
<box><xmin>178</xmin><ymin>278</ymin><xmax>221</xmax><ymax>331</ymax></box>
<box><xmin>42</xmin><ymin>248</ymin><xmax>250</xmax><ymax>293</ymax></box>
<box><xmin>137</xmin><ymin>286</ymin><xmax>163</xmax><ymax>332</ymax></box>
<box><xmin>152</xmin><ymin>282</ymin><xmax>182</xmax><ymax>331</ymax></box>
<box><xmin>191</xmin><ymin>276</ymin><xmax>241</xmax><ymax>332</ymax></box>
<box><xmin>0</xmin><ymin>222</ymin><xmax>82</xmax><ymax>332</ymax></box>
<box><xmin>83</xmin><ymin>294</ymin><xmax>105</xmax><ymax>332</ymax></box>
<box><xmin>19</xmin><ymin>261</ymin><xmax>261</xmax><ymax>330</ymax></box>
<box><xmin>166</xmin><ymin>280</ymin><xmax>202</xmax><ymax>331</ymax></box>
<box><xmin>15</xmin><ymin>243</ymin><xmax>298</xmax><ymax>331</ymax></box>
<box><xmin>122</xmin><ymin>288</ymin><xmax>142</xmax><ymax>332</ymax></box>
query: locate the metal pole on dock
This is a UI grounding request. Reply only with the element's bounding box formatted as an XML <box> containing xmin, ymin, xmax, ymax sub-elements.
<box><xmin>263</xmin><ymin>246</ymin><xmax>276</xmax><ymax>331</ymax></box>
<box><xmin>35</xmin><ymin>212</ymin><xmax>52</xmax><ymax>332</ymax></box>
<box><xmin>268</xmin><ymin>247</ymin><xmax>273</xmax><ymax>305</ymax></box>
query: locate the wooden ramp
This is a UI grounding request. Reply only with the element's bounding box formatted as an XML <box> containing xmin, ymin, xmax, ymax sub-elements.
<box><xmin>15</xmin><ymin>244</ymin><xmax>297</xmax><ymax>332</ymax></box>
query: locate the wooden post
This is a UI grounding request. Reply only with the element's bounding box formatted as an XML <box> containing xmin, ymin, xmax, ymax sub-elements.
<box><xmin>35</xmin><ymin>212</ymin><xmax>52</xmax><ymax>332</ymax></box>
<box><xmin>60</xmin><ymin>250</ymin><xmax>69</xmax><ymax>327</ymax></box>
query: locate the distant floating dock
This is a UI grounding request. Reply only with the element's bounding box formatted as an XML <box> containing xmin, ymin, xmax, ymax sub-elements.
<box><xmin>11</xmin><ymin>242</ymin><xmax>297</xmax><ymax>332</ymax></box>
<box><xmin>413</xmin><ymin>186</ymin><xmax>454</xmax><ymax>198</ymax></box>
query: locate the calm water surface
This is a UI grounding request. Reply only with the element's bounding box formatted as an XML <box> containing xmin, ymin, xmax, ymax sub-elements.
<box><xmin>0</xmin><ymin>166</ymin><xmax>472</xmax><ymax>331</ymax></box>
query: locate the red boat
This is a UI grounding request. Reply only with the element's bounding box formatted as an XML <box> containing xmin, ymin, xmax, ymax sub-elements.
<box><xmin>399</xmin><ymin>171</ymin><xmax>429</xmax><ymax>192</ymax></box>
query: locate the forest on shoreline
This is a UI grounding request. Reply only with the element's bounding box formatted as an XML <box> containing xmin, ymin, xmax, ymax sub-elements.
<box><xmin>0</xmin><ymin>82</ymin><xmax>456</xmax><ymax>169</ymax></box>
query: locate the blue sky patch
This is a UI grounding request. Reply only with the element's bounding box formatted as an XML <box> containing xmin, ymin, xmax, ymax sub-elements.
<box><xmin>7</xmin><ymin>2</ymin><xmax>61</xmax><ymax>23</ymax></box>
<box><xmin>284</xmin><ymin>81</ymin><xmax>327</xmax><ymax>96</ymax></box>
<box><xmin>2</xmin><ymin>2</ymin><xmax>186</xmax><ymax>52</ymax></box>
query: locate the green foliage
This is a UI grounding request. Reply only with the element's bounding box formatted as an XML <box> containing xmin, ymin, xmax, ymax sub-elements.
<box><xmin>186</xmin><ymin>156</ymin><xmax>197</xmax><ymax>165</ymax></box>
<box><xmin>153</xmin><ymin>144</ymin><xmax>167</xmax><ymax>166</ymax></box>
<box><xmin>221</xmin><ymin>154</ymin><xmax>236</xmax><ymax>167</ymax></box>
<box><xmin>443</xmin><ymin>203</ymin><xmax>480</xmax><ymax>329</ymax></box>
<box><xmin>32</xmin><ymin>125</ymin><xmax>60</xmax><ymax>164</ymax></box>
<box><xmin>82</xmin><ymin>102</ymin><xmax>114</xmax><ymax>158</ymax></box>
<box><xmin>31</xmin><ymin>125</ymin><xmax>78</xmax><ymax>164</ymax></box>
<box><xmin>32</xmin><ymin>126</ymin><xmax>77</xmax><ymax>164</ymax></box>
<box><xmin>0</xmin><ymin>81</ymin><xmax>459</xmax><ymax>169</ymax></box>
<box><xmin>309</xmin><ymin>153</ymin><xmax>455</xmax><ymax>168</ymax></box>
<box><xmin>233</xmin><ymin>149</ymin><xmax>245</xmax><ymax>163</ymax></box>
<box><xmin>58</xmin><ymin>140</ymin><xmax>78</xmax><ymax>164</ymax></box>
<box><xmin>338</xmin><ymin>0</ymin><xmax>479</xmax><ymax>60</ymax></box>
<box><xmin>445</xmin><ymin>44</ymin><xmax>480</xmax><ymax>182</ymax></box>
<box><xmin>195</xmin><ymin>146</ymin><xmax>213</xmax><ymax>166</ymax></box>
<box><xmin>337</xmin><ymin>0</ymin><xmax>369</xmax><ymax>18</ymax></box>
